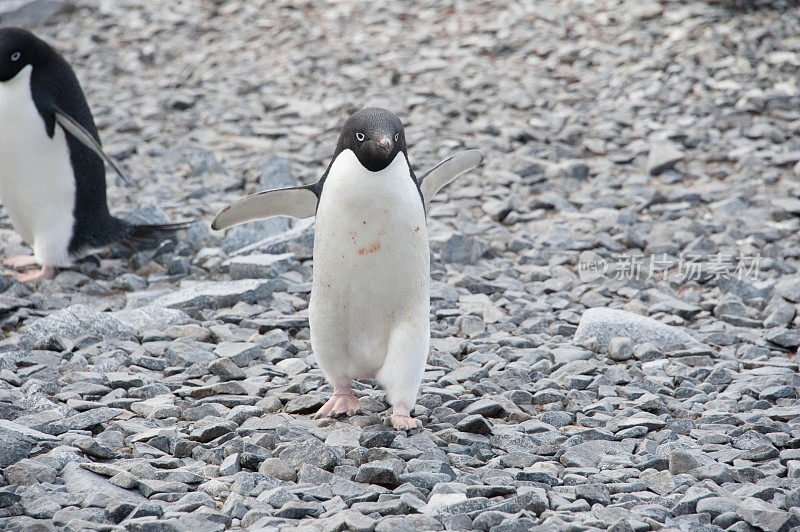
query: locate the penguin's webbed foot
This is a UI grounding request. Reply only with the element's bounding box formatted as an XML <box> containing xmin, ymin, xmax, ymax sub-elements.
<box><xmin>387</xmin><ymin>403</ymin><xmax>422</xmax><ymax>430</ymax></box>
<box><xmin>2</xmin><ymin>255</ymin><xmax>39</xmax><ymax>269</ymax></box>
<box><xmin>313</xmin><ymin>392</ymin><xmax>361</xmax><ymax>419</ymax></box>
<box><xmin>388</xmin><ymin>413</ymin><xmax>422</xmax><ymax>430</ymax></box>
<box><xmin>10</xmin><ymin>266</ymin><xmax>55</xmax><ymax>282</ymax></box>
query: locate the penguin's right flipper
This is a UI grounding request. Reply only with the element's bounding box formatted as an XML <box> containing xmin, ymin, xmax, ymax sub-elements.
<box><xmin>211</xmin><ymin>185</ymin><xmax>319</xmax><ymax>230</ymax></box>
<box><xmin>418</xmin><ymin>149</ymin><xmax>483</xmax><ymax>205</ymax></box>
<box><xmin>53</xmin><ymin>106</ymin><xmax>133</xmax><ymax>186</ymax></box>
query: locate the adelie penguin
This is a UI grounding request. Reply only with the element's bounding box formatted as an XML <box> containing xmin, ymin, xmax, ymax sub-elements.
<box><xmin>213</xmin><ymin>107</ymin><xmax>482</xmax><ymax>429</ymax></box>
<box><xmin>0</xmin><ymin>28</ymin><xmax>187</xmax><ymax>282</ymax></box>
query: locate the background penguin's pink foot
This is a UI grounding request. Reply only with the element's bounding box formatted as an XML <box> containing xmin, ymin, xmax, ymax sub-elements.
<box><xmin>312</xmin><ymin>385</ymin><xmax>360</xmax><ymax>418</ymax></box>
<box><xmin>3</xmin><ymin>255</ymin><xmax>38</xmax><ymax>269</ymax></box>
<box><xmin>11</xmin><ymin>266</ymin><xmax>55</xmax><ymax>282</ymax></box>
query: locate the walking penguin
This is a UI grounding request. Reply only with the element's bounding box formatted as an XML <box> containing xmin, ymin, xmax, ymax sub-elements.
<box><xmin>213</xmin><ymin>107</ymin><xmax>482</xmax><ymax>428</ymax></box>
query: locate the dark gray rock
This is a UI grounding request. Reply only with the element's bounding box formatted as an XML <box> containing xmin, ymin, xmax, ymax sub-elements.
<box><xmin>697</xmin><ymin>497</ymin><xmax>738</xmax><ymax>519</ymax></box>
<box><xmin>668</xmin><ymin>450</ymin><xmax>702</xmax><ymax>474</ymax></box>
<box><xmin>0</xmin><ymin>420</ymin><xmax>59</xmax><ymax>468</ymax></box>
<box><xmin>574</xmin><ymin>483</ymin><xmax>611</xmax><ymax>506</ymax></box>
<box><xmin>278</xmin><ymin>438</ymin><xmax>339</xmax><ymax>471</ymax></box>
<box><xmin>455</xmin><ymin>414</ymin><xmax>493</xmax><ymax>435</ymax></box>
<box><xmin>354</xmin><ymin>459</ymin><xmax>404</xmax><ymax>487</ymax></box>
<box><xmin>765</xmin><ymin>328</ymin><xmax>800</xmax><ymax>348</ymax></box>
<box><xmin>189</xmin><ymin>417</ymin><xmax>237</xmax><ymax>443</ymax></box>
<box><xmin>432</xmin><ymin>233</ymin><xmax>488</xmax><ymax>265</ymax></box>
<box><xmin>738</xmin><ymin>497</ymin><xmax>798</xmax><ymax>532</ymax></box>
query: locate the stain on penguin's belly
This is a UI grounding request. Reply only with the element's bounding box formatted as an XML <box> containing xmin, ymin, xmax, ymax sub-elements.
<box><xmin>316</xmin><ymin>213</ymin><xmax>428</xmax><ymax>308</ymax></box>
<box><xmin>0</xmin><ymin>66</ymin><xmax>76</xmax><ymax>261</ymax></box>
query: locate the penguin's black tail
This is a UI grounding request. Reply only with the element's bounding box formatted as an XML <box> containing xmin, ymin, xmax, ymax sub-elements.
<box><xmin>69</xmin><ymin>216</ymin><xmax>193</xmax><ymax>256</ymax></box>
<box><xmin>125</xmin><ymin>221</ymin><xmax>193</xmax><ymax>243</ymax></box>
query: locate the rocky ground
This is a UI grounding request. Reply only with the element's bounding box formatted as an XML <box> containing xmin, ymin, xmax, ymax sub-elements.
<box><xmin>0</xmin><ymin>0</ymin><xmax>799</xmax><ymax>530</ymax></box>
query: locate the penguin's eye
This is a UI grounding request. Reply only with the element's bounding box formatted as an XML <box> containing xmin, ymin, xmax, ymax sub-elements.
<box><xmin>355</xmin><ymin>132</ymin><xmax>365</xmax><ymax>142</ymax></box>
<box><xmin>10</xmin><ymin>52</ymin><xmax>20</xmax><ymax>62</ymax></box>
<box><xmin>394</xmin><ymin>133</ymin><xmax>399</xmax><ymax>142</ymax></box>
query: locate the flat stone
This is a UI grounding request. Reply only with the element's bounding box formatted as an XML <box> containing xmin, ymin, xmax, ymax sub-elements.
<box><xmin>455</xmin><ymin>414</ymin><xmax>493</xmax><ymax>435</ymax></box>
<box><xmin>73</xmin><ymin>436</ymin><xmax>115</xmax><ymax>459</ymax></box>
<box><xmin>129</xmin><ymin>279</ymin><xmax>282</xmax><ymax>310</ymax></box>
<box><xmin>0</xmin><ymin>419</ymin><xmax>59</xmax><ymax>468</ymax></box>
<box><xmin>608</xmin><ymin>336</ymin><xmax>633</xmax><ymax>361</ymax></box>
<box><xmin>574</xmin><ymin>308</ymin><xmax>698</xmax><ymax>351</ymax></box>
<box><xmin>189</xmin><ymin>416</ymin><xmax>237</xmax><ymax>443</ymax></box>
<box><xmin>213</xmin><ymin>342</ymin><xmax>261</xmax><ymax>367</ymax></box>
<box><xmin>432</xmin><ymin>233</ymin><xmax>488</xmax><ymax>265</ymax></box>
<box><xmin>274</xmin><ymin>500</ymin><xmax>322</xmax><ymax>519</ymax></box>
<box><xmin>738</xmin><ymin>497</ymin><xmax>797</xmax><ymax>532</ymax></box>
<box><xmin>283</xmin><ymin>394</ymin><xmax>326</xmax><ymax>414</ymax></box>
<box><xmin>765</xmin><ymin>328</ymin><xmax>800</xmax><ymax>348</ymax></box>
<box><xmin>20</xmin><ymin>304</ymin><xmax>136</xmax><ymax>347</ymax></box>
<box><xmin>613</xmin><ymin>417</ymin><xmax>666</xmax><ymax>432</ymax></box>
<box><xmin>354</xmin><ymin>459</ymin><xmax>404</xmax><ymax>487</ymax></box>
<box><xmin>225</xmin><ymin>252</ymin><xmax>296</xmax><ymax>279</ymax></box>
<box><xmin>668</xmin><ymin>450</ymin><xmax>702</xmax><ymax>474</ymax></box>
<box><xmin>560</xmin><ymin>440</ymin><xmax>637</xmax><ymax>468</ymax></box>
<box><xmin>639</xmin><ymin>470</ymin><xmax>675</xmax><ymax>496</ymax></box>
<box><xmin>278</xmin><ymin>438</ymin><xmax>339</xmax><ymax>471</ymax></box>
<box><xmin>208</xmin><ymin>357</ymin><xmax>246</xmax><ymax>381</ymax></box>
<box><xmin>697</xmin><ymin>497</ymin><xmax>738</xmax><ymax>519</ymax></box>
<box><xmin>0</xmin><ymin>0</ymin><xmax>75</xmax><ymax>26</ymax></box>
<box><xmin>462</xmin><ymin>399</ymin><xmax>505</xmax><ymax>418</ymax></box>
<box><xmin>137</xmin><ymin>479</ymin><xmax>190</xmax><ymax>498</ymax></box>
<box><xmin>3</xmin><ymin>458</ymin><xmax>57</xmax><ymax>485</ymax></box>
<box><xmin>112</xmin><ymin>305</ymin><xmax>191</xmax><ymax>332</ymax></box>
<box><xmin>648</xmin><ymin>141</ymin><xmax>684</xmax><ymax>175</ymax></box>
<box><xmin>258</xmin><ymin>458</ymin><xmax>296</xmax><ymax>482</ymax></box>
<box><xmin>39</xmin><ymin>407</ymin><xmax>123</xmax><ymax>435</ymax></box>
<box><xmin>575</xmin><ymin>483</ymin><xmax>611</xmax><ymax>505</ymax></box>
<box><xmin>61</xmin><ymin>462</ymin><xmax>146</xmax><ymax>503</ymax></box>
<box><xmin>131</xmin><ymin>395</ymin><xmax>181</xmax><ymax>419</ymax></box>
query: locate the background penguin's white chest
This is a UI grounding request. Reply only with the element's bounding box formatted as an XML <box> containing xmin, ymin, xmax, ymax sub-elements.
<box><xmin>0</xmin><ymin>65</ymin><xmax>76</xmax><ymax>265</ymax></box>
<box><xmin>310</xmin><ymin>150</ymin><xmax>430</xmax><ymax>372</ymax></box>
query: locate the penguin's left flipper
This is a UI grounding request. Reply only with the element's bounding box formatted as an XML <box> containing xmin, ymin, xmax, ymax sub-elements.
<box><xmin>53</xmin><ymin>106</ymin><xmax>133</xmax><ymax>186</ymax></box>
<box><xmin>417</xmin><ymin>149</ymin><xmax>483</xmax><ymax>205</ymax></box>
<box><xmin>210</xmin><ymin>185</ymin><xmax>319</xmax><ymax>231</ymax></box>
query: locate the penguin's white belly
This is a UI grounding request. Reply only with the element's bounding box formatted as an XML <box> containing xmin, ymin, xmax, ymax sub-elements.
<box><xmin>0</xmin><ymin>65</ymin><xmax>75</xmax><ymax>266</ymax></box>
<box><xmin>310</xmin><ymin>150</ymin><xmax>430</xmax><ymax>380</ymax></box>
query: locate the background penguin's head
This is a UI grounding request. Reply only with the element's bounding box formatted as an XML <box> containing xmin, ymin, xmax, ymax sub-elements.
<box><xmin>0</xmin><ymin>27</ymin><xmax>47</xmax><ymax>83</ymax></box>
<box><xmin>338</xmin><ymin>107</ymin><xmax>406</xmax><ymax>172</ymax></box>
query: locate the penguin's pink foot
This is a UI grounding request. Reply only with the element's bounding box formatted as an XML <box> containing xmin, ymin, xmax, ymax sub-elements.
<box><xmin>11</xmin><ymin>266</ymin><xmax>55</xmax><ymax>282</ymax></box>
<box><xmin>387</xmin><ymin>403</ymin><xmax>421</xmax><ymax>430</ymax></box>
<box><xmin>3</xmin><ymin>255</ymin><xmax>38</xmax><ymax>269</ymax></box>
<box><xmin>312</xmin><ymin>385</ymin><xmax>361</xmax><ymax>418</ymax></box>
<box><xmin>389</xmin><ymin>414</ymin><xmax>421</xmax><ymax>430</ymax></box>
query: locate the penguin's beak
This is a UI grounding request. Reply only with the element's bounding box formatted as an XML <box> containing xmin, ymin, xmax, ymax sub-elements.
<box><xmin>377</xmin><ymin>136</ymin><xmax>393</xmax><ymax>153</ymax></box>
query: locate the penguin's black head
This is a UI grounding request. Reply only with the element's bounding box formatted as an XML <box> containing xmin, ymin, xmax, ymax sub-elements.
<box><xmin>0</xmin><ymin>27</ymin><xmax>48</xmax><ymax>83</ymax></box>
<box><xmin>337</xmin><ymin>107</ymin><xmax>406</xmax><ymax>172</ymax></box>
